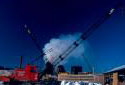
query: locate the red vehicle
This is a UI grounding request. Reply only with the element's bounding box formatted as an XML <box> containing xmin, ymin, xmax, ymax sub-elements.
<box><xmin>0</xmin><ymin>64</ymin><xmax>38</xmax><ymax>83</ymax></box>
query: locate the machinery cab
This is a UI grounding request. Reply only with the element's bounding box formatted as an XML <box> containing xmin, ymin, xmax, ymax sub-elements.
<box><xmin>12</xmin><ymin>64</ymin><xmax>38</xmax><ymax>82</ymax></box>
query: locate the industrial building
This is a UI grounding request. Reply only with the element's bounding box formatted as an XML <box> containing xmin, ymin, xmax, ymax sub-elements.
<box><xmin>104</xmin><ymin>65</ymin><xmax>125</xmax><ymax>85</ymax></box>
<box><xmin>58</xmin><ymin>65</ymin><xmax>125</xmax><ymax>85</ymax></box>
<box><xmin>58</xmin><ymin>72</ymin><xmax>94</xmax><ymax>82</ymax></box>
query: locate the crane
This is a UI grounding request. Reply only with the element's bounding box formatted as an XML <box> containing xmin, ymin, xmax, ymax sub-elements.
<box><xmin>23</xmin><ymin>25</ymin><xmax>45</xmax><ymax>64</ymax></box>
<box><xmin>24</xmin><ymin>25</ymin><xmax>54</xmax><ymax>79</ymax></box>
<box><xmin>24</xmin><ymin>3</ymin><xmax>121</xmax><ymax>80</ymax></box>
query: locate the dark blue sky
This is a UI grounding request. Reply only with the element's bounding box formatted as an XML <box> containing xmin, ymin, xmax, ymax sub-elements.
<box><xmin>0</xmin><ymin>0</ymin><xmax>125</xmax><ymax>73</ymax></box>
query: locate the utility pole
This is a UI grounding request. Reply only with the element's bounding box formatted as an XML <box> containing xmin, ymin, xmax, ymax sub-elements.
<box><xmin>20</xmin><ymin>56</ymin><xmax>23</xmax><ymax>69</ymax></box>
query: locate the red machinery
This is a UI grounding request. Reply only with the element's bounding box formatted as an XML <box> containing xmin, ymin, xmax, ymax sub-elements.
<box><xmin>0</xmin><ymin>64</ymin><xmax>38</xmax><ymax>83</ymax></box>
<box><xmin>12</xmin><ymin>64</ymin><xmax>38</xmax><ymax>82</ymax></box>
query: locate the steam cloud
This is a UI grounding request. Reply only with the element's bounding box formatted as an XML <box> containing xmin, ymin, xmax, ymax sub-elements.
<box><xmin>43</xmin><ymin>33</ymin><xmax>85</xmax><ymax>64</ymax></box>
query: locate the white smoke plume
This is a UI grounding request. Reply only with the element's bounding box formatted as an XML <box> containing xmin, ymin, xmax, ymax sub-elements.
<box><xmin>43</xmin><ymin>33</ymin><xmax>85</xmax><ymax>64</ymax></box>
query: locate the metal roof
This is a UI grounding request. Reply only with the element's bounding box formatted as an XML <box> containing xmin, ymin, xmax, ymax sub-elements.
<box><xmin>105</xmin><ymin>65</ymin><xmax>125</xmax><ymax>73</ymax></box>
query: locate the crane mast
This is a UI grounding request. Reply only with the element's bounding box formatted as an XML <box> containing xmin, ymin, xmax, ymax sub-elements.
<box><xmin>53</xmin><ymin>5</ymin><xmax>119</xmax><ymax>67</ymax></box>
<box><xmin>24</xmin><ymin>25</ymin><xmax>43</xmax><ymax>54</ymax></box>
<box><xmin>24</xmin><ymin>25</ymin><xmax>45</xmax><ymax>64</ymax></box>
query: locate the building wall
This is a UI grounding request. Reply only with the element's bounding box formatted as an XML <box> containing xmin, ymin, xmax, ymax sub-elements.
<box><xmin>94</xmin><ymin>75</ymin><xmax>104</xmax><ymax>85</ymax></box>
<box><xmin>58</xmin><ymin>73</ymin><xmax>94</xmax><ymax>82</ymax></box>
<box><xmin>104</xmin><ymin>71</ymin><xmax>125</xmax><ymax>85</ymax></box>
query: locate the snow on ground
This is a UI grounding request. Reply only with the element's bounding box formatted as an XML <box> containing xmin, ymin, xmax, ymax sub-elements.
<box><xmin>61</xmin><ymin>80</ymin><xmax>102</xmax><ymax>85</ymax></box>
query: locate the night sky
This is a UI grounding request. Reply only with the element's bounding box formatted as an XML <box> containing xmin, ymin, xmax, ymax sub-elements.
<box><xmin>0</xmin><ymin>0</ymin><xmax>125</xmax><ymax>73</ymax></box>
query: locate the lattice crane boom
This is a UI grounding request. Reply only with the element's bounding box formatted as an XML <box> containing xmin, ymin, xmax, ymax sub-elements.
<box><xmin>53</xmin><ymin>4</ymin><xmax>121</xmax><ymax>67</ymax></box>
